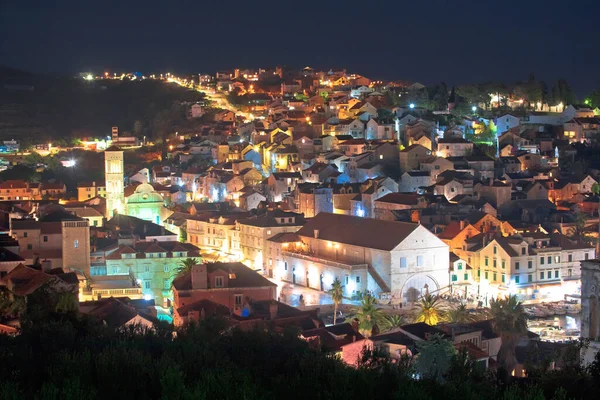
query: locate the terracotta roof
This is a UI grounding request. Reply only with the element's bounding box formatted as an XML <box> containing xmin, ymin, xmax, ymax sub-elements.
<box><xmin>176</xmin><ymin>299</ymin><xmax>230</xmax><ymax>318</ymax></box>
<box><xmin>0</xmin><ymin>180</ymin><xmax>28</xmax><ymax>189</ymax></box>
<box><xmin>267</xmin><ymin>232</ymin><xmax>301</xmax><ymax>243</ymax></box>
<box><xmin>0</xmin><ymin>264</ymin><xmax>74</xmax><ymax>296</ymax></box>
<box><xmin>375</xmin><ymin>193</ymin><xmax>419</xmax><ymax>206</ymax></box>
<box><xmin>296</xmin><ymin>212</ymin><xmax>419</xmax><ymax>251</ymax></box>
<box><xmin>88</xmin><ymin>297</ymin><xmax>156</xmax><ymax>328</ymax></box>
<box><xmin>437</xmin><ymin>221</ymin><xmax>463</xmax><ymax>240</ymax></box>
<box><xmin>172</xmin><ymin>262</ymin><xmax>277</xmax><ymax>291</ymax></box>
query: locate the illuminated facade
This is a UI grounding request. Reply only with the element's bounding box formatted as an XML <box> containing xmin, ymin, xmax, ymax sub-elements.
<box><xmin>276</xmin><ymin>213</ymin><xmax>449</xmax><ymax>302</ymax></box>
<box><xmin>125</xmin><ymin>183</ymin><xmax>165</xmax><ymax>224</ymax></box>
<box><xmin>105</xmin><ymin>241</ymin><xmax>201</xmax><ymax>307</ymax></box>
<box><xmin>104</xmin><ymin>145</ymin><xmax>125</xmax><ymax>218</ymax></box>
<box><xmin>238</xmin><ymin>210</ymin><xmax>305</xmax><ymax>272</ymax></box>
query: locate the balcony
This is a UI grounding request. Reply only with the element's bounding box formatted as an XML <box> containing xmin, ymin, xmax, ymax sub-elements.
<box><xmin>282</xmin><ymin>251</ymin><xmax>367</xmax><ymax>271</ymax></box>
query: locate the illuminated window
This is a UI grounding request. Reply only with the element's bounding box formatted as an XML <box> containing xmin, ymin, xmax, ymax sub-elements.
<box><xmin>555</xmin><ymin>256</ymin><xmax>560</xmax><ymax>263</ymax></box>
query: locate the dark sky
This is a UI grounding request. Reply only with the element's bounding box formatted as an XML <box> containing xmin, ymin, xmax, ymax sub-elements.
<box><xmin>2</xmin><ymin>0</ymin><xmax>599</xmax><ymax>96</ymax></box>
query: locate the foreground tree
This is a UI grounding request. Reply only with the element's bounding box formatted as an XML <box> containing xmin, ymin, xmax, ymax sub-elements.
<box><xmin>383</xmin><ymin>314</ymin><xmax>408</xmax><ymax>332</ymax></box>
<box><xmin>488</xmin><ymin>295</ymin><xmax>527</xmax><ymax>375</ymax></box>
<box><xmin>446</xmin><ymin>303</ymin><xmax>472</xmax><ymax>324</ymax></box>
<box><xmin>351</xmin><ymin>295</ymin><xmax>386</xmax><ymax>338</ymax></box>
<box><xmin>177</xmin><ymin>257</ymin><xmax>199</xmax><ymax>275</ymax></box>
<box><xmin>415</xmin><ymin>294</ymin><xmax>445</xmax><ymax>325</ymax></box>
<box><xmin>328</xmin><ymin>277</ymin><xmax>344</xmax><ymax>325</ymax></box>
<box><xmin>414</xmin><ymin>333</ymin><xmax>456</xmax><ymax>382</ymax></box>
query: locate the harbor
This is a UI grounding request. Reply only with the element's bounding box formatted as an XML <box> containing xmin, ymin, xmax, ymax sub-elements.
<box><xmin>525</xmin><ymin>301</ymin><xmax>582</xmax><ymax>343</ymax></box>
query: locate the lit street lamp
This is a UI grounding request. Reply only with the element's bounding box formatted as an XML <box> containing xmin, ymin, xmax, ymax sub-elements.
<box><xmin>409</xmin><ymin>103</ymin><xmax>415</xmax><ymax>109</ymax></box>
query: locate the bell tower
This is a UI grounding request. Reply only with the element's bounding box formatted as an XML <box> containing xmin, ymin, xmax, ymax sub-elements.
<box><xmin>105</xmin><ymin>145</ymin><xmax>125</xmax><ymax>218</ymax></box>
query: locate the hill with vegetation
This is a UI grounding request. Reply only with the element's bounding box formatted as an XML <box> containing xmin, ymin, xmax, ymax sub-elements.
<box><xmin>0</xmin><ymin>66</ymin><xmax>207</xmax><ymax>148</ymax></box>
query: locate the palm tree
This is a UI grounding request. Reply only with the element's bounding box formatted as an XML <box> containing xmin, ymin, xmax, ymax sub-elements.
<box><xmin>177</xmin><ymin>257</ymin><xmax>200</xmax><ymax>275</ymax></box>
<box><xmin>415</xmin><ymin>294</ymin><xmax>445</xmax><ymax>326</ymax></box>
<box><xmin>383</xmin><ymin>314</ymin><xmax>407</xmax><ymax>332</ymax></box>
<box><xmin>328</xmin><ymin>277</ymin><xmax>344</xmax><ymax>325</ymax></box>
<box><xmin>487</xmin><ymin>295</ymin><xmax>527</xmax><ymax>375</ymax></box>
<box><xmin>446</xmin><ymin>303</ymin><xmax>472</xmax><ymax>324</ymax></box>
<box><xmin>350</xmin><ymin>295</ymin><xmax>387</xmax><ymax>338</ymax></box>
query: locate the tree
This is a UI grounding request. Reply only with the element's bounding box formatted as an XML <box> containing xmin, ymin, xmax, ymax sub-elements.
<box><xmin>415</xmin><ymin>294</ymin><xmax>445</xmax><ymax>326</ymax></box>
<box><xmin>22</xmin><ymin>152</ymin><xmax>44</xmax><ymax>167</ymax></box>
<box><xmin>414</xmin><ymin>333</ymin><xmax>456</xmax><ymax>382</ymax></box>
<box><xmin>446</xmin><ymin>303</ymin><xmax>472</xmax><ymax>324</ymax></box>
<box><xmin>133</xmin><ymin>120</ymin><xmax>144</xmax><ymax>136</ymax></box>
<box><xmin>383</xmin><ymin>314</ymin><xmax>407</xmax><ymax>332</ymax></box>
<box><xmin>54</xmin><ymin>292</ymin><xmax>78</xmax><ymax>314</ymax></box>
<box><xmin>487</xmin><ymin>295</ymin><xmax>527</xmax><ymax>375</ymax></box>
<box><xmin>328</xmin><ymin>277</ymin><xmax>344</xmax><ymax>326</ymax></box>
<box><xmin>551</xmin><ymin>79</ymin><xmax>577</xmax><ymax>106</ymax></box>
<box><xmin>350</xmin><ymin>295</ymin><xmax>386</xmax><ymax>338</ymax></box>
<box><xmin>177</xmin><ymin>258</ymin><xmax>199</xmax><ymax>275</ymax></box>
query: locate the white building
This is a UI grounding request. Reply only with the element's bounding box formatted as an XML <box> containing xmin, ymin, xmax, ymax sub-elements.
<box><xmin>275</xmin><ymin>213</ymin><xmax>449</xmax><ymax>303</ymax></box>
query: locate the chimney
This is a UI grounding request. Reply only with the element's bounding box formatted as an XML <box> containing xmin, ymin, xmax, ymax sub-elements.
<box><xmin>269</xmin><ymin>301</ymin><xmax>278</xmax><ymax>320</ymax></box>
<box><xmin>41</xmin><ymin>259</ymin><xmax>52</xmax><ymax>272</ymax></box>
<box><xmin>460</xmin><ymin>220</ymin><xmax>465</xmax><ymax>230</ymax></box>
<box><xmin>314</xmin><ymin>229</ymin><xmax>319</xmax><ymax>239</ymax></box>
<box><xmin>191</xmin><ymin>264</ymin><xmax>207</xmax><ymax>289</ymax></box>
<box><xmin>93</xmin><ymin>181</ymin><xmax>96</xmax><ymax>187</ymax></box>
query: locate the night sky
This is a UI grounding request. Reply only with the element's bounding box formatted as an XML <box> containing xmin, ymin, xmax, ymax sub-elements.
<box><xmin>2</xmin><ymin>0</ymin><xmax>599</xmax><ymax>96</ymax></box>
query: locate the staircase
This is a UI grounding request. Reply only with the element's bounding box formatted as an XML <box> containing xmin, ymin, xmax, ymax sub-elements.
<box><xmin>367</xmin><ymin>265</ymin><xmax>391</xmax><ymax>293</ymax></box>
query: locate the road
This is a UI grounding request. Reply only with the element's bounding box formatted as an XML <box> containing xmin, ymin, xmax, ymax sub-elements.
<box><xmin>166</xmin><ymin>76</ymin><xmax>255</xmax><ymax>121</ymax></box>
